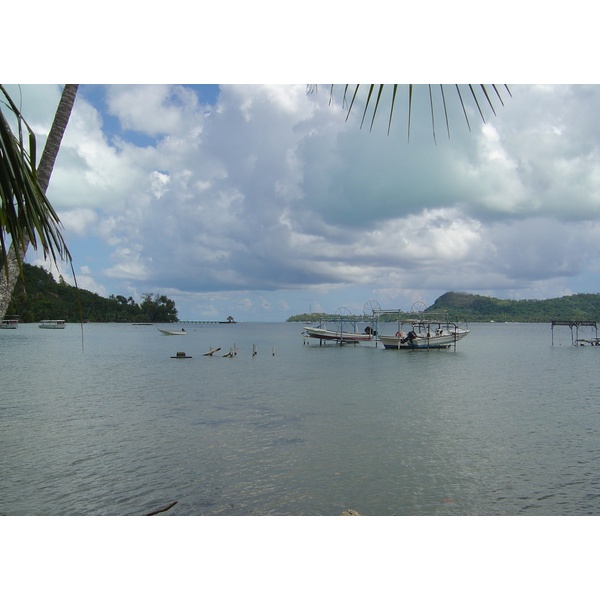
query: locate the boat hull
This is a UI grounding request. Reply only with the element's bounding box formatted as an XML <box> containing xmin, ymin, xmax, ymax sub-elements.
<box><xmin>158</xmin><ymin>328</ymin><xmax>187</xmax><ymax>335</ymax></box>
<box><xmin>303</xmin><ymin>326</ymin><xmax>373</xmax><ymax>343</ymax></box>
<box><xmin>39</xmin><ymin>320</ymin><xmax>65</xmax><ymax>329</ymax></box>
<box><xmin>379</xmin><ymin>329</ymin><xmax>469</xmax><ymax>349</ymax></box>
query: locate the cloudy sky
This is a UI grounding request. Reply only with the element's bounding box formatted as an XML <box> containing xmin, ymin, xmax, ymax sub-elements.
<box><xmin>6</xmin><ymin>82</ymin><xmax>600</xmax><ymax>321</ymax></box>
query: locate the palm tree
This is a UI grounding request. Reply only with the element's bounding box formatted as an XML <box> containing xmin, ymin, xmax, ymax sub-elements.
<box><xmin>0</xmin><ymin>84</ymin><xmax>78</xmax><ymax>320</ymax></box>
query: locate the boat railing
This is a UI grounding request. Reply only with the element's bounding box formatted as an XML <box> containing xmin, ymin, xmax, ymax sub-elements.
<box><xmin>368</xmin><ymin>308</ymin><xmax>469</xmax><ymax>351</ymax></box>
<box><xmin>318</xmin><ymin>307</ymin><xmax>378</xmax><ymax>335</ymax></box>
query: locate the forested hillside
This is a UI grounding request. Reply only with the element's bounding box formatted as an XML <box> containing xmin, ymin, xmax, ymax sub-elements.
<box><xmin>287</xmin><ymin>291</ymin><xmax>600</xmax><ymax>323</ymax></box>
<box><xmin>428</xmin><ymin>292</ymin><xmax>600</xmax><ymax>322</ymax></box>
<box><xmin>6</xmin><ymin>263</ymin><xmax>179</xmax><ymax>323</ymax></box>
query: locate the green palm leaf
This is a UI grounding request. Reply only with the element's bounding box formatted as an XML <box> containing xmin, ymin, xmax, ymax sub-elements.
<box><xmin>0</xmin><ymin>85</ymin><xmax>71</xmax><ymax>278</ymax></box>
<box><xmin>320</xmin><ymin>84</ymin><xmax>511</xmax><ymax>141</ymax></box>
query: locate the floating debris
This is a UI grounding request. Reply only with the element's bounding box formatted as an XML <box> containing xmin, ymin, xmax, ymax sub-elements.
<box><xmin>146</xmin><ymin>500</ymin><xmax>178</xmax><ymax>515</ymax></box>
<box><xmin>203</xmin><ymin>347</ymin><xmax>221</xmax><ymax>356</ymax></box>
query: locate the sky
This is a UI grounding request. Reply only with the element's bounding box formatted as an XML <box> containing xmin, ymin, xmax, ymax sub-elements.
<box><xmin>5</xmin><ymin>82</ymin><xmax>600</xmax><ymax>322</ymax></box>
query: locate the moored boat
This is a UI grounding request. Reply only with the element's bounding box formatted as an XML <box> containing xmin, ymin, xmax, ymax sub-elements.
<box><xmin>378</xmin><ymin>319</ymin><xmax>469</xmax><ymax>350</ymax></box>
<box><xmin>1</xmin><ymin>315</ymin><xmax>19</xmax><ymax>329</ymax></box>
<box><xmin>39</xmin><ymin>319</ymin><xmax>66</xmax><ymax>329</ymax></box>
<box><xmin>303</xmin><ymin>325</ymin><xmax>374</xmax><ymax>344</ymax></box>
<box><xmin>158</xmin><ymin>327</ymin><xmax>187</xmax><ymax>335</ymax></box>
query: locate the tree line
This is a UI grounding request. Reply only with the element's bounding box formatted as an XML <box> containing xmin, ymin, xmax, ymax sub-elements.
<box><xmin>428</xmin><ymin>291</ymin><xmax>600</xmax><ymax>322</ymax></box>
<box><xmin>287</xmin><ymin>291</ymin><xmax>600</xmax><ymax>323</ymax></box>
<box><xmin>6</xmin><ymin>263</ymin><xmax>179</xmax><ymax>323</ymax></box>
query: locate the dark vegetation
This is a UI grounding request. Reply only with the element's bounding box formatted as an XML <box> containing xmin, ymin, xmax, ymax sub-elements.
<box><xmin>287</xmin><ymin>291</ymin><xmax>600</xmax><ymax>323</ymax></box>
<box><xmin>428</xmin><ymin>291</ymin><xmax>600</xmax><ymax>322</ymax></box>
<box><xmin>7</xmin><ymin>263</ymin><xmax>179</xmax><ymax>323</ymax></box>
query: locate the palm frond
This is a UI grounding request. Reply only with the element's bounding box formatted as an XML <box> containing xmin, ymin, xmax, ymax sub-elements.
<box><xmin>317</xmin><ymin>84</ymin><xmax>511</xmax><ymax>140</ymax></box>
<box><xmin>0</xmin><ymin>85</ymin><xmax>71</xmax><ymax>278</ymax></box>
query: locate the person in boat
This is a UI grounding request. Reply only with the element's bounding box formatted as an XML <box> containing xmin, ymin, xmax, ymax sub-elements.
<box><xmin>394</xmin><ymin>329</ymin><xmax>416</xmax><ymax>343</ymax></box>
<box><xmin>401</xmin><ymin>330</ymin><xmax>417</xmax><ymax>344</ymax></box>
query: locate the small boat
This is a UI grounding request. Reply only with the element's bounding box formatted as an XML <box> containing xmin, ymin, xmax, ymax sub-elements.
<box><xmin>1</xmin><ymin>315</ymin><xmax>19</xmax><ymax>329</ymax></box>
<box><xmin>171</xmin><ymin>351</ymin><xmax>192</xmax><ymax>358</ymax></box>
<box><xmin>303</xmin><ymin>325</ymin><xmax>374</xmax><ymax>344</ymax></box>
<box><xmin>378</xmin><ymin>319</ymin><xmax>469</xmax><ymax>350</ymax></box>
<box><xmin>158</xmin><ymin>328</ymin><xmax>187</xmax><ymax>335</ymax></box>
<box><xmin>39</xmin><ymin>319</ymin><xmax>66</xmax><ymax>329</ymax></box>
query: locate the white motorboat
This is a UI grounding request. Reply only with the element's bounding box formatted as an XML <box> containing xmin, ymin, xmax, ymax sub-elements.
<box><xmin>378</xmin><ymin>319</ymin><xmax>469</xmax><ymax>350</ymax></box>
<box><xmin>158</xmin><ymin>328</ymin><xmax>187</xmax><ymax>335</ymax></box>
<box><xmin>39</xmin><ymin>319</ymin><xmax>66</xmax><ymax>329</ymax></box>
<box><xmin>1</xmin><ymin>315</ymin><xmax>19</xmax><ymax>329</ymax></box>
<box><xmin>303</xmin><ymin>325</ymin><xmax>374</xmax><ymax>344</ymax></box>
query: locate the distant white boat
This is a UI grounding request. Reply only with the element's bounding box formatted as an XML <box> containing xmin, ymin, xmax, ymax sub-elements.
<box><xmin>158</xmin><ymin>328</ymin><xmax>187</xmax><ymax>335</ymax></box>
<box><xmin>1</xmin><ymin>315</ymin><xmax>19</xmax><ymax>329</ymax></box>
<box><xmin>303</xmin><ymin>325</ymin><xmax>374</xmax><ymax>344</ymax></box>
<box><xmin>39</xmin><ymin>320</ymin><xmax>66</xmax><ymax>329</ymax></box>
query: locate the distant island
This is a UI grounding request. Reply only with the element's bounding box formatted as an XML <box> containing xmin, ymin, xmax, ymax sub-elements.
<box><xmin>6</xmin><ymin>263</ymin><xmax>180</xmax><ymax>323</ymax></box>
<box><xmin>287</xmin><ymin>291</ymin><xmax>600</xmax><ymax>323</ymax></box>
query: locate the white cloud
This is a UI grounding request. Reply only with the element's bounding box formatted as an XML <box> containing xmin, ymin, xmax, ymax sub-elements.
<box><xmin>59</xmin><ymin>208</ymin><xmax>98</xmax><ymax>236</ymax></box>
<box><xmin>16</xmin><ymin>84</ymin><xmax>600</xmax><ymax>320</ymax></box>
<box><xmin>105</xmin><ymin>85</ymin><xmax>203</xmax><ymax>137</ymax></box>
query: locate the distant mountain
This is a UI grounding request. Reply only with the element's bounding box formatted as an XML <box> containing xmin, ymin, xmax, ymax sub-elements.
<box><xmin>287</xmin><ymin>291</ymin><xmax>600</xmax><ymax>323</ymax></box>
<box><xmin>427</xmin><ymin>291</ymin><xmax>600</xmax><ymax>322</ymax></box>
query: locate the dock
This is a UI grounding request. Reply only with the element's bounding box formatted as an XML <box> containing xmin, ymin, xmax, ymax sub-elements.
<box><xmin>551</xmin><ymin>320</ymin><xmax>599</xmax><ymax>346</ymax></box>
<box><xmin>179</xmin><ymin>320</ymin><xmax>237</xmax><ymax>324</ymax></box>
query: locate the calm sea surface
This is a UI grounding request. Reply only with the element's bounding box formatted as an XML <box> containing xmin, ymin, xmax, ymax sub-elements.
<box><xmin>1</xmin><ymin>320</ymin><xmax>599</xmax><ymax>516</ymax></box>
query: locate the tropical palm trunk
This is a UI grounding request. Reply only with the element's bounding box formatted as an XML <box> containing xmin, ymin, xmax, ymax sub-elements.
<box><xmin>0</xmin><ymin>84</ymin><xmax>78</xmax><ymax>320</ymax></box>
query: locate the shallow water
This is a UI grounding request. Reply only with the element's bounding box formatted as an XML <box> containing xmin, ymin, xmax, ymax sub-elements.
<box><xmin>1</xmin><ymin>320</ymin><xmax>599</xmax><ymax>515</ymax></box>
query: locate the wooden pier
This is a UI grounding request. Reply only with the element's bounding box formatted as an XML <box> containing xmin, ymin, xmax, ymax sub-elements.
<box><xmin>179</xmin><ymin>319</ymin><xmax>237</xmax><ymax>324</ymax></box>
<box><xmin>551</xmin><ymin>320</ymin><xmax>599</xmax><ymax>346</ymax></box>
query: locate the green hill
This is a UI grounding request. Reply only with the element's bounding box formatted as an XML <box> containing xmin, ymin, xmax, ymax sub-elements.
<box><xmin>287</xmin><ymin>291</ymin><xmax>600</xmax><ymax>323</ymax></box>
<box><xmin>5</xmin><ymin>263</ymin><xmax>179</xmax><ymax>323</ymax></box>
<box><xmin>427</xmin><ymin>291</ymin><xmax>600</xmax><ymax>322</ymax></box>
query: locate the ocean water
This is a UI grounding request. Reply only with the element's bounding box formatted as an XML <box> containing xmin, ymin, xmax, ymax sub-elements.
<box><xmin>1</xmin><ymin>320</ymin><xmax>600</xmax><ymax>516</ymax></box>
